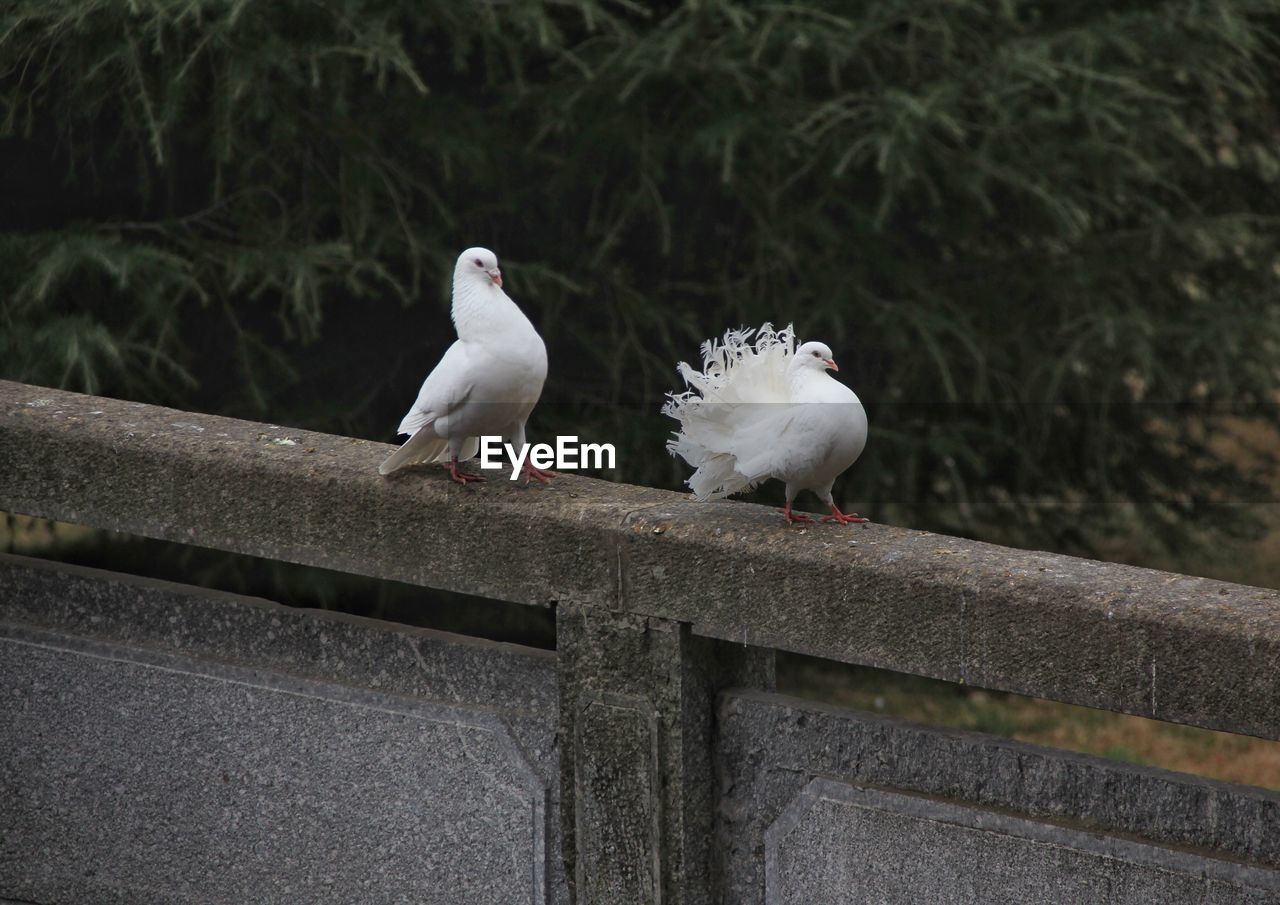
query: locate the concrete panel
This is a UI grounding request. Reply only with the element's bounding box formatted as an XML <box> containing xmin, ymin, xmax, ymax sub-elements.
<box><xmin>766</xmin><ymin>780</ymin><xmax>1280</xmax><ymax>904</ymax></box>
<box><xmin>0</xmin><ymin>553</ymin><xmax>568</xmax><ymax>900</ymax></box>
<box><xmin>0</xmin><ymin>625</ymin><xmax>552</xmax><ymax>905</ymax></box>
<box><xmin>719</xmin><ymin>691</ymin><xmax>1280</xmax><ymax>904</ymax></box>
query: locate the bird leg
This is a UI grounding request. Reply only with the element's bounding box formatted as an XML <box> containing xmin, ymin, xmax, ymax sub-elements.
<box><xmin>775</xmin><ymin>503</ymin><xmax>814</xmax><ymax>525</ymax></box>
<box><xmin>447</xmin><ymin>456</ymin><xmax>486</xmax><ymax>485</ymax></box>
<box><xmin>821</xmin><ymin>504</ymin><xmax>868</xmax><ymax>525</ymax></box>
<box><xmin>520</xmin><ymin>462</ymin><xmax>554</xmax><ymax>485</ymax></box>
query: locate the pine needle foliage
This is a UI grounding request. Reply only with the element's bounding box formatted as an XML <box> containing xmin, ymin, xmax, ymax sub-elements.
<box><xmin>3</xmin><ymin>0</ymin><xmax>1279</xmax><ymax>553</ymax></box>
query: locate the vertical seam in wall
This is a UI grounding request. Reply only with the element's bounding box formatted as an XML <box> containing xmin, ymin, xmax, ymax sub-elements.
<box><xmin>1150</xmin><ymin>655</ymin><xmax>1158</xmax><ymax>718</ymax></box>
<box><xmin>614</xmin><ymin>532</ymin><xmax>626</xmax><ymax>610</ymax></box>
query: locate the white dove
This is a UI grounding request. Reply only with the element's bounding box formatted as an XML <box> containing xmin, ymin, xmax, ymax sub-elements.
<box><xmin>379</xmin><ymin>247</ymin><xmax>551</xmax><ymax>484</ymax></box>
<box><xmin>662</xmin><ymin>323</ymin><xmax>869</xmax><ymax>525</ymax></box>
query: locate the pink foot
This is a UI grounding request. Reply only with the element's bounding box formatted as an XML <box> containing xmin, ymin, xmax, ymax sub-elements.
<box><xmin>520</xmin><ymin>463</ymin><xmax>554</xmax><ymax>485</ymax></box>
<box><xmin>821</xmin><ymin>504</ymin><xmax>869</xmax><ymax>525</ymax></box>
<box><xmin>775</xmin><ymin>505</ymin><xmax>814</xmax><ymax>526</ymax></box>
<box><xmin>448</xmin><ymin>457</ymin><xmax>486</xmax><ymax>485</ymax></box>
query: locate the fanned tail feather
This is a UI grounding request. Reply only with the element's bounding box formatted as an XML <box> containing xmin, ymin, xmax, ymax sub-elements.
<box><xmin>661</xmin><ymin>323</ymin><xmax>795</xmax><ymax>500</ymax></box>
<box><xmin>379</xmin><ymin>430</ymin><xmax>480</xmax><ymax>476</ymax></box>
<box><xmin>378</xmin><ymin>428</ymin><xmax>449</xmax><ymax>476</ymax></box>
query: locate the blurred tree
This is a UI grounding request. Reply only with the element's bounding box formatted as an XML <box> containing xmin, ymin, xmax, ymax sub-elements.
<box><xmin>2</xmin><ymin>0</ymin><xmax>1279</xmax><ymax>554</ymax></box>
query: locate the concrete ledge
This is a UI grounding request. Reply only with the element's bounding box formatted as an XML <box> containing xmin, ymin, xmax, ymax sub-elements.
<box><xmin>3</xmin><ymin>380</ymin><xmax>1279</xmax><ymax>738</ymax></box>
<box><xmin>765</xmin><ymin>779</ymin><xmax>1280</xmax><ymax>904</ymax></box>
<box><xmin>0</xmin><ymin>553</ymin><xmax>557</xmax><ymax>715</ymax></box>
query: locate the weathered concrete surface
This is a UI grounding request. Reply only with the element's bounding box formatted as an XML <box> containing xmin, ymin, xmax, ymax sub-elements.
<box><xmin>3</xmin><ymin>380</ymin><xmax>1280</xmax><ymax>739</ymax></box>
<box><xmin>0</xmin><ymin>553</ymin><xmax>557</xmax><ymax>716</ymax></box>
<box><xmin>765</xmin><ymin>780</ymin><xmax>1280</xmax><ymax>904</ymax></box>
<box><xmin>0</xmin><ymin>625</ymin><xmax>550</xmax><ymax>905</ymax></box>
<box><xmin>573</xmin><ymin>691</ymin><xmax>660</xmax><ymax>902</ymax></box>
<box><xmin>0</xmin><ymin>555</ymin><xmax>568</xmax><ymax>904</ymax></box>
<box><xmin>557</xmin><ymin>605</ymin><xmax>775</xmax><ymax>905</ymax></box>
<box><xmin>718</xmin><ymin>691</ymin><xmax>1280</xmax><ymax>904</ymax></box>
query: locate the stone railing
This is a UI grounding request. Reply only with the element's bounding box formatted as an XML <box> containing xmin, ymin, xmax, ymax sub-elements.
<box><xmin>2</xmin><ymin>378</ymin><xmax>1279</xmax><ymax>904</ymax></box>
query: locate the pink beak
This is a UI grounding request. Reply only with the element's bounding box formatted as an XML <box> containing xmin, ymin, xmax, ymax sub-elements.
<box><xmin>825</xmin><ymin>359</ymin><xmax>839</xmax><ymax>372</ymax></box>
<box><xmin>489</xmin><ymin>269</ymin><xmax>502</xmax><ymax>288</ymax></box>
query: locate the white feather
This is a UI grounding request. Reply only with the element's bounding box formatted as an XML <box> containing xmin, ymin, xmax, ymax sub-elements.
<box><xmin>662</xmin><ymin>323</ymin><xmax>868</xmax><ymax>508</ymax></box>
<box><xmin>379</xmin><ymin>247</ymin><xmax>546</xmax><ymax>477</ymax></box>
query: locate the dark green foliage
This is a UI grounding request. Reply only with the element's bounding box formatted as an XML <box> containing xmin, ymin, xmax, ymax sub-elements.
<box><xmin>3</xmin><ymin>0</ymin><xmax>1279</xmax><ymax>553</ymax></box>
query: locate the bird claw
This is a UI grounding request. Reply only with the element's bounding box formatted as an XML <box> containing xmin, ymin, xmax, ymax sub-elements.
<box><xmin>520</xmin><ymin>464</ymin><xmax>554</xmax><ymax>485</ymax></box>
<box><xmin>822</xmin><ymin>506</ymin><xmax>868</xmax><ymax>525</ymax></box>
<box><xmin>448</xmin><ymin>461</ymin><xmax>486</xmax><ymax>485</ymax></box>
<box><xmin>775</xmin><ymin>506</ymin><xmax>815</xmax><ymax>525</ymax></box>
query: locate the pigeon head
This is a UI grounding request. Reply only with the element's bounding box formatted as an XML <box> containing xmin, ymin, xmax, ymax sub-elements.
<box><xmin>792</xmin><ymin>341</ymin><xmax>839</xmax><ymax>373</ymax></box>
<box><xmin>456</xmin><ymin>246</ymin><xmax>503</xmax><ymax>289</ymax></box>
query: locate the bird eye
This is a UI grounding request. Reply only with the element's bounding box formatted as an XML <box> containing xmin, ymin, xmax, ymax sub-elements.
<box><xmin>812</xmin><ymin>350</ymin><xmax>821</xmax><ymax>357</ymax></box>
<box><xmin>474</xmin><ymin>258</ymin><xmax>483</xmax><ymax>267</ymax></box>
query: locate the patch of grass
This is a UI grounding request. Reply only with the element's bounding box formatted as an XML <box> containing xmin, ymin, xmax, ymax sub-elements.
<box><xmin>1101</xmin><ymin>745</ymin><xmax>1145</xmax><ymax>765</ymax></box>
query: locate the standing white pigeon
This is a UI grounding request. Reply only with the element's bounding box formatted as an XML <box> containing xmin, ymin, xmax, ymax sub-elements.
<box><xmin>662</xmin><ymin>323</ymin><xmax>869</xmax><ymax>525</ymax></box>
<box><xmin>379</xmin><ymin>247</ymin><xmax>551</xmax><ymax>484</ymax></box>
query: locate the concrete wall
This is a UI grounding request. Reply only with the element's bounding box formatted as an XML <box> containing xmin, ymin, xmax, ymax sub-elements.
<box><xmin>5</xmin><ymin>560</ymin><xmax>1280</xmax><ymax>904</ymax></box>
<box><xmin>0</xmin><ymin>555</ymin><xmax>567</xmax><ymax>905</ymax></box>
<box><xmin>5</xmin><ymin>379</ymin><xmax>1279</xmax><ymax>740</ymax></box>
<box><xmin>5</xmin><ymin>381</ymin><xmax>1280</xmax><ymax>904</ymax></box>
<box><xmin>718</xmin><ymin>691</ymin><xmax>1280</xmax><ymax>904</ymax></box>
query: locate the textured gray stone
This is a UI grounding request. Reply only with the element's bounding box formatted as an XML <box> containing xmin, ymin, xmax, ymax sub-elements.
<box><xmin>0</xmin><ymin>553</ymin><xmax>557</xmax><ymax>716</ymax></box>
<box><xmin>0</xmin><ymin>625</ymin><xmax>550</xmax><ymax>904</ymax></box>
<box><xmin>765</xmin><ymin>780</ymin><xmax>1280</xmax><ymax>904</ymax></box>
<box><xmin>719</xmin><ymin>691</ymin><xmax>1280</xmax><ymax>904</ymax></box>
<box><xmin>3</xmin><ymin>380</ymin><xmax>1279</xmax><ymax>739</ymax></box>
<box><xmin>0</xmin><ymin>557</ymin><xmax>570</xmax><ymax>904</ymax></box>
<box><xmin>573</xmin><ymin>693</ymin><xmax>659</xmax><ymax>902</ymax></box>
<box><xmin>0</xmin><ymin>625</ymin><xmax>553</xmax><ymax>905</ymax></box>
<box><xmin>557</xmin><ymin>604</ymin><xmax>774</xmax><ymax>905</ymax></box>
<box><xmin>8</xmin><ymin>381</ymin><xmax>1280</xmax><ymax>903</ymax></box>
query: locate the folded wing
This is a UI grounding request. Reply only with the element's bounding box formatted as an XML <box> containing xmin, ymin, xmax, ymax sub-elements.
<box><xmin>379</xmin><ymin>342</ymin><xmax>475</xmax><ymax>475</ymax></box>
